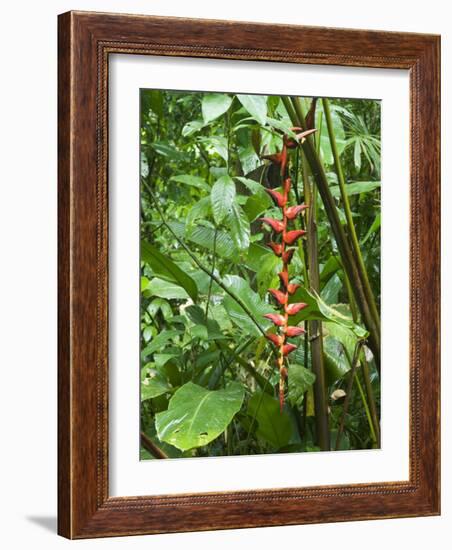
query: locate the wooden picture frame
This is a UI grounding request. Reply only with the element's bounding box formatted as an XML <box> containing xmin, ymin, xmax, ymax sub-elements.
<box><xmin>58</xmin><ymin>10</ymin><xmax>440</xmax><ymax>539</ymax></box>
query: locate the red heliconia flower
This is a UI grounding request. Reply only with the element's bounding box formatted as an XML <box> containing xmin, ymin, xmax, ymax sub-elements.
<box><xmin>286</xmin><ymin>302</ymin><xmax>308</xmax><ymax>315</ymax></box>
<box><xmin>282</xmin><ymin>343</ymin><xmax>297</xmax><ymax>356</ymax></box>
<box><xmin>264</xmin><ymin>313</ymin><xmax>286</xmax><ymax>326</ymax></box>
<box><xmin>266</xmin><ymin>332</ymin><xmax>283</xmax><ymax>346</ymax></box>
<box><xmin>283</xmin><ymin>135</ymin><xmax>298</xmax><ymax>149</ymax></box>
<box><xmin>268</xmin><ymin>288</ymin><xmax>287</xmax><ymax>305</ymax></box>
<box><xmin>267</xmin><ymin>241</ymin><xmax>283</xmax><ymax>256</ymax></box>
<box><xmin>286</xmin><ymin>325</ymin><xmax>305</xmax><ymax>337</ymax></box>
<box><xmin>284</xmin><ymin>229</ymin><xmax>306</xmax><ymax>244</ymax></box>
<box><xmin>265</xmin><ymin>188</ymin><xmax>287</xmax><ymax>207</ymax></box>
<box><xmin>285</xmin><ymin>204</ymin><xmax>308</xmax><ymax>220</ymax></box>
<box><xmin>283</xmin><ymin>177</ymin><xmax>292</xmax><ymax>195</ymax></box>
<box><xmin>287</xmin><ymin>282</ymin><xmax>300</xmax><ymax>295</ymax></box>
<box><xmin>260</xmin><ymin>217</ymin><xmax>284</xmax><ymax>233</ymax></box>
<box><xmin>282</xmin><ymin>248</ymin><xmax>295</xmax><ymax>264</ymax></box>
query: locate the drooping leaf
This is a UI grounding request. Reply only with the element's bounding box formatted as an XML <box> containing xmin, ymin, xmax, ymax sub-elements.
<box><xmin>141</xmin><ymin>240</ymin><xmax>198</xmax><ymax>301</ymax></box>
<box><xmin>211</xmin><ymin>175</ymin><xmax>236</xmax><ymax>224</ymax></box>
<box><xmin>168</xmin><ymin>221</ymin><xmax>238</xmax><ymax>260</ymax></box>
<box><xmin>150</xmin><ymin>142</ymin><xmax>184</xmax><ymax>160</ymax></box>
<box><xmin>182</xmin><ymin>119</ymin><xmax>205</xmax><ymax>137</ymax></box>
<box><xmin>247</xmin><ymin>392</ymin><xmax>292</xmax><ymax>449</ymax></box>
<box><xmin>237</xmin><ymin>94</ymin><xmax>268</xmax><ymax>125</ymax></box>
<box><xmin>202</xmin><ymin>93</ymin><xmax>233</xmax><ymax>123</ymax></box>
<box><xmin>155</xmin><ymin>382</ymin><xmax>245</xmax><ymax>451</ymax></box>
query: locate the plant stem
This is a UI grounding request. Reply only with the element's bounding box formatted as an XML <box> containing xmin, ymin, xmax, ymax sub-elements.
<box><xmin>302</xmin><ymin>155</ymin><xmax>330</xmax><ymax>451</ymax></box>
<box><xmin>335</xmin><ymin>340</ymin><xmax>364</xmax><ymax>450</ymax></box>
<box><xmin>322</xmin><ymin>98</ymin><xmax>380</xmax><ymax>335</ymax></box>
<box><xmin>140</xmin><ymin>431</ymin><xmax>168</xmax><ymax>459</ymax></box>
<box><xmin>354</xmin><ymin>373</ymin><xmax>377</xmax><ymax>446</ymax></box>
<box><xmin>361</xmin><ymin>352</ymin><xmax>381</xmax><ymax>446</ymax></box>
<box><xmin>282</xmin><ymin>96</ymin><xmax>380</xmax><ymax>373</ymax></box>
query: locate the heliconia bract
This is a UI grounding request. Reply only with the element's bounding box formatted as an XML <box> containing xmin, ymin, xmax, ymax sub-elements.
<box><xmin>260</xmin><ymin>217</ymin><xmax>284</xmax><ymax>233</ymax></box>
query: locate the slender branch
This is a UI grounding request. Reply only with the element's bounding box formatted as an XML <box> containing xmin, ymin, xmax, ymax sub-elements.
<box><xmin>140</xmin><ymin>431</ymin><xmax>168</xmax><ymax>459</ymax></box>
<box><xmin>205</xmin><ymin>227</ymin><xmax>218</xmax><ymax>318</ymax></box>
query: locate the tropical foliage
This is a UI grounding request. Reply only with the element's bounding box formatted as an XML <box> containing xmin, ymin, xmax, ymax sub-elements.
<box><xmin>140</xmin><ymin>89</ymin><xmax>381</xmax><ymax>459</ymax></box>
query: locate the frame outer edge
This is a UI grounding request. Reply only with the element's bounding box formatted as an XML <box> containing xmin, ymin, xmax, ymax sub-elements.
<box><xmin>57</xmin><ymin>11</ymin><xmax>73</xmax><ymax>539</ymax></box>
<box><xmin>57</xmin><ymin>10</ymin><xmax>441</xmax><ymax>538</ymax></box>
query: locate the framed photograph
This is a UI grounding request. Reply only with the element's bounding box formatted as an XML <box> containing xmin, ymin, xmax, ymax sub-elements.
<box><xmin>58</xmin><ymin>11</ymin><xmax>440</xmax><ymax>538</ymax></box>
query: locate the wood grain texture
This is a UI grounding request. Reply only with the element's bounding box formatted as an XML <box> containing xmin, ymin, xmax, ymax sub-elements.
<box><xmin>58</xmin><ymin>10</ymin><xmax>440</xmax><ymax>539</ymax></box>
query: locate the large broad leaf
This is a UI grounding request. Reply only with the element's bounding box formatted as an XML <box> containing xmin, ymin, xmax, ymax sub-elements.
<box><xmin>247</xmin><ymin>392</ymin><xmax>292</xmax><ymax>449</ymax></box>
<box><xmin>211</xmin><ymin>175</ymin><xmax>236</xmax><ymax>224</ymax></box>
<box><xmin>222</xmin><ymin>275</ymin><xmax>274</xmax><ymax>336</ymax></box>
<box><xmin>155</xmin><ymin>382</ymin><xmax>245</xmax><ymax>451</ymax></box>
<box><xmin>237</xmin><ymin>94</ymin><xmax>268</xmax><ymax>125</ymax></box>
<box><xmin>287</xmin><ymin>364</ymin><xmax>316</xmax><ymax>407</ymax></box>
<box><xmin>228</xmin><ymin>201</ymin><xmax>250</xmax><ymax>251</ymax></box>
<box><xmin>329</xmin><ymin>181</ymin><xmax>380</xmax><ymax>198</ymax></box>
<box><xmin>141</xmin><ymin>240</ymin><xmax>198</xmax><ymax>301</ymax></box>
<box><xmin>202</xmin><ymin>93</ymin><xmax>233</xmax><ymax>123</ymax></box>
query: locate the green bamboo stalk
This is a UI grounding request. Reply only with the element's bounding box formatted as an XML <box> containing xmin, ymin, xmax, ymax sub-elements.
<box><xmin>322</xmin><ymin>98</ymin><xmax>380</xmax><ymax>334</ymax></box>
<box><xmin>361</xmin><ymin>353</ymin><xmax>381</xmax><ymax>446</ymax></box>
<box><xmin>282</xmin><ymin>96</ymin><xmax>380</xmax><ymax>372</ymax></box>
<box><xmin>302</xmin><ymin>155</ymin><xmax>330</xmax><ymax>451</ymax></box>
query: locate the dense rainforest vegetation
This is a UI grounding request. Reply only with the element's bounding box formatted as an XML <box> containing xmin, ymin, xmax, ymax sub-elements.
<box><xmin>140</xmin><ymin>89</ymin><xmax>381</xmax><ymax>459</ymax></box>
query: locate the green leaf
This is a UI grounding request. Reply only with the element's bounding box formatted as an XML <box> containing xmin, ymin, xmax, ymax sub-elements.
<box><xmin>329</xmin><ymin>181</ymin><xmax>380</xmax><ymax>198</ymax></box>
<box><xmin>168</xmin><ymin>221</ymin><xmax>238</xmax><ymax>260</ymax></box>
<box><xmin>237</xmin><ymin>94</ymin><xmax>268</xmax><ymax>125</ymax></box>
<box><xmin>141</xmin><ymin>240</ymin><xmax>198</xmax><ymax>301</ymax></box>
<box><xmin>141</xmin><ymin>365</ymin><xmax>172</xmax><ymax>401</ymax></box>
<box><xmin>150</xmin><ymin>142</ymin><xmax>183</xmax><ymax>160</ymax></box>
<box><xmin>211</xmin><ymin>175</ymin><xmax>236</xmax><ymax>224</ymax></box>
<box><xmin>247</xmin><ymin>392</ymin><xmax>292</xmax><ymax>449</ymax></box>
<box><xmin>182</xmin><ymin>120</ymin><xmax>205</xmax><ymax>137</ymax></box>
<box><xmin>289</xmin><ymin>286</ymin><xmax>367</xmax><ymax>339</ymax></box>
<box><xmin>202</xmin><ymin>93</ymin><xmax>233</xmax><ymax>123</ymax></box>
<box><xmin>155</xmin><ymin>382</ymin><xmax>245</xmax><ymax>451</ymax></box>
<box><xmin>288</xmin><ymin>364</ymin><xmax>316</xmax><ymax>407</ymax></box>
<box><xmin>148</xmin><ymin>278</ymin><xmax>190</xmax><ymax>300</ymax></box>
<box><xmin>321</xmin><ymin>273</ymin><xmax>342</xmax><ymax>304</ymax></box>
<box><xmin>141</xmin><ymin>329</ymin><xmax>183</xmax><ymax>360</ymax></box>
<box><xmin>361</xmin><ymin>213</ymin><xmax>381</xmax><ymax>244</ymax></box>
<box><xmin>228</xmin><ymin>201</ymin><xmax>250</xmax><ymax>251</ymax></box>
<box><xmin>222</xmin><ymin>275</ymin><xmax>274</xmax><ymax>336</ymax></box>
<box><xmin>171</xmin><ymin>174</ymin><xmax>210</xmax><ymax>192</ymax></box>
<box><xmin>186</xmin><ymin>197</ymin><xmax>212</xmax><ymax>234</ymax></box>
